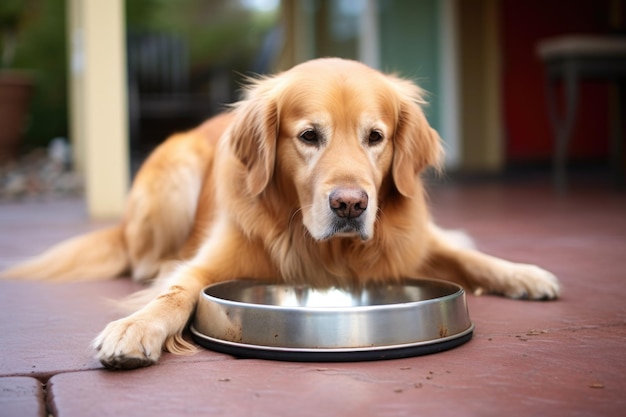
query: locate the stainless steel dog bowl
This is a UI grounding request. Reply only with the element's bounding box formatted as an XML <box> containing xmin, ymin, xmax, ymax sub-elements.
<box><xmin>191</xmin><ymin>278</ymin><xmax>474</xmax><ymax>361</ymax></box>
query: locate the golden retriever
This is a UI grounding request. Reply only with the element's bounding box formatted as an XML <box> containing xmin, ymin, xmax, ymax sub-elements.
<box><xmin>2</xmin><ymin>58</ymin><xmax>560</xmax><ymax>369</ymax></box>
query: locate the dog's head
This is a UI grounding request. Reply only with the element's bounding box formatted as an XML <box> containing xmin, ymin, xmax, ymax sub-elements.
<box><xmin>229</xmin><ymin>58</ymin><xmax>442</xmax><ymax>241</ymax></box>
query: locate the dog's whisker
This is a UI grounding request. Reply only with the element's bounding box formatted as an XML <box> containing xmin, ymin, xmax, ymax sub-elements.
<box><xmin>288</xmin><ymin>206</ymin><xmax>318</xmax><ymax>245</ymax></box>
<box><xmin>288</xmin><ymin>207</ymin><xmax>305</xmax><ymax>236</ymax></box>
<box><xmin>288</xmin><ymin>207</ymin><xmax>304</xmax><ymax>229</ymax></box>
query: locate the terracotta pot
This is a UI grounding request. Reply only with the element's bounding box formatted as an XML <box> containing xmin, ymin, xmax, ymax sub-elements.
<box><xmin>0</xmin><ymin>71</ymin><xmax>34</xmax><ymax>163</ymax></box>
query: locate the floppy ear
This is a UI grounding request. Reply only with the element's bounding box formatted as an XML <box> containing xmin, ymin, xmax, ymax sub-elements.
<box><xmin>389</xmin><ymin>77</ymin><xmax>444</xmax><ymax>197</ymax></box>
<box><xmin>228</xmin><ymin>77</ymin><xmax>279</xmax><ymax>196</ymax></box>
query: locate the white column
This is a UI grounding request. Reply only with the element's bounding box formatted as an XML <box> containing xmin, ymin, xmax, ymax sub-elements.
<box><xmin>67</xmin><ymin>0</ymin><xmax>129</xmax><ymax>219</ymax></box>
<box><xmin>358</xmin><ymin>0</ymin><xmax>380</xmax><ymax>69</ymax></box>
<box><xmin>439</xmin><ymin>0</ymin><xmax>461</xmax><ymax>170</ymax></box>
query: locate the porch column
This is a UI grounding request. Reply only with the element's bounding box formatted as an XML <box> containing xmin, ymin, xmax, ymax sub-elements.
<box><xmin>67</xmin><ymin>0</ymin><xmax>129</xmax><ymax>218</ymax></box>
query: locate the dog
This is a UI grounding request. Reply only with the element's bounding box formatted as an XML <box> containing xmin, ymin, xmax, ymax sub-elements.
<box><xmin>2</xmin><ymin>58</ymin><xmax>560</xmax><ymax>369</ymax></box>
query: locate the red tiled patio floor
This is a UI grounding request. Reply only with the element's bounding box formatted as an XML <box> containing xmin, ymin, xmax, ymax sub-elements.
<box><xmin>1</xmin><ymin>180</ymin><xmax>625</xmax><ymax>417</ymax></box>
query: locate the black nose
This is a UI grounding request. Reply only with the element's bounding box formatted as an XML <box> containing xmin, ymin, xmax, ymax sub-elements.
<box><xmin>329</xmin><ymin>189</ymin><xmax>368</xmax><ymax>218</ymax></box>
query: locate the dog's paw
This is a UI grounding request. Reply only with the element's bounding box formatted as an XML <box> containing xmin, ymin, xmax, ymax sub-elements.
<box><xmin>93</xmin><ymin>316</ymin><xmax>167</xmax><ymax>369</ymax></box>
<box><xmin>498</xmin><ymin>263</ymin><xmax>560</xmax><ymax>300</ymax></box>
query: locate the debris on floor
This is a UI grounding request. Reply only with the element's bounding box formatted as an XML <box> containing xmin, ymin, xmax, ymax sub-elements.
<box><xmin>0</xmin><ymin>139</ymin><xmax>82</xmax><ymax>201</ymax></box>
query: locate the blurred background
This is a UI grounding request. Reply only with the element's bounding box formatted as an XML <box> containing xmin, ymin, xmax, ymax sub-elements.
<box><xmin>0</xmin><ymin>0</ymin><xmax>624</xmax><ymax>217</ymax></box>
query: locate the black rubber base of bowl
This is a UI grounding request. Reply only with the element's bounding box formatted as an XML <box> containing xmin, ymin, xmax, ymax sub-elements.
<box><xmin>191</xmin><ymin>328</ymin><xmax>473</xmax><ymax>362</ymax></box>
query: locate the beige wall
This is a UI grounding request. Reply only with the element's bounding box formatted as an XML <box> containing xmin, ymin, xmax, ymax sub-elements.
<box><xmin>459</xmin><ymin>0</ymin><xmax>503</xmax><ymax>172</ymax></box>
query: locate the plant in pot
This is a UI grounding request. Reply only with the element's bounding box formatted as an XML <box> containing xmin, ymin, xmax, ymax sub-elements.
<box><xmin>0</xmin><ymin>0</ymin><xmax>35</xmax><ymax>163</ymax></box>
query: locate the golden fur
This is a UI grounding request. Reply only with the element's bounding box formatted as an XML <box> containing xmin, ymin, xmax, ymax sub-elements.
<box><xmin>2</xmin><ymin>58</ymin><xmax>559</xmax><ymax>369</ymax></box>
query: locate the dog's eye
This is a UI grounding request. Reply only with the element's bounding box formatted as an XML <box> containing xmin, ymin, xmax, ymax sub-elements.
<box><xmin>368</xmin><ymin>130</ymin><xmax>384</xmax><ymax>145</ymax></box>
<box><xmin>299</xmin><ymin>129</ymin><xmax>319</xmax><ymax>144</ymax></box>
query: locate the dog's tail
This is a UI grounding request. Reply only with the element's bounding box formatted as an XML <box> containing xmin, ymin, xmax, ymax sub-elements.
<box><xmin>1</xmin><ymin>226</ymin><xmax>129</xmax><ymax>282</ymax></box>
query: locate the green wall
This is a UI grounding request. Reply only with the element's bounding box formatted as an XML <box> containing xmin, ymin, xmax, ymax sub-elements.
<box><xmin>379</xmin><ymin>0</ymin><xmax>441</xmax><ymax>131</ymax></box>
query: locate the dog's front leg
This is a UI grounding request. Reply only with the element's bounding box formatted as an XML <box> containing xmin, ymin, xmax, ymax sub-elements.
<box><xmin>93</xmin><ymin>264</ymin><xmax>208</xmax><ymax>369</ymax></box>
<box><xmin>93</xmin><ymin>223</ymin><xmax>274</xmax><ymax>369</ymax></box>
<box><xmin>424</xmin><ymin>224</ymin><xmax>560</xmax><ymax>300</ymax></box>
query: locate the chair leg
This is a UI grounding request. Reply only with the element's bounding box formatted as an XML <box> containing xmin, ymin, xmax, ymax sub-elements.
<box><xmin>546</xmin><ymin>63</ymin><xmax>579</xmax><ymax>194</ymax></box>
<box><xmin>609</xmin><ymin>82</ymin><xmax>625</xmax><ymax>188</ymax></box>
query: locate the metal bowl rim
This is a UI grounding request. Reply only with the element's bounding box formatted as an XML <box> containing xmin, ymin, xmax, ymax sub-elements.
<box><xmin>199</xmin><ymin>277</ymin><xmax>466</xmax><ymax>313</ymax></box>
